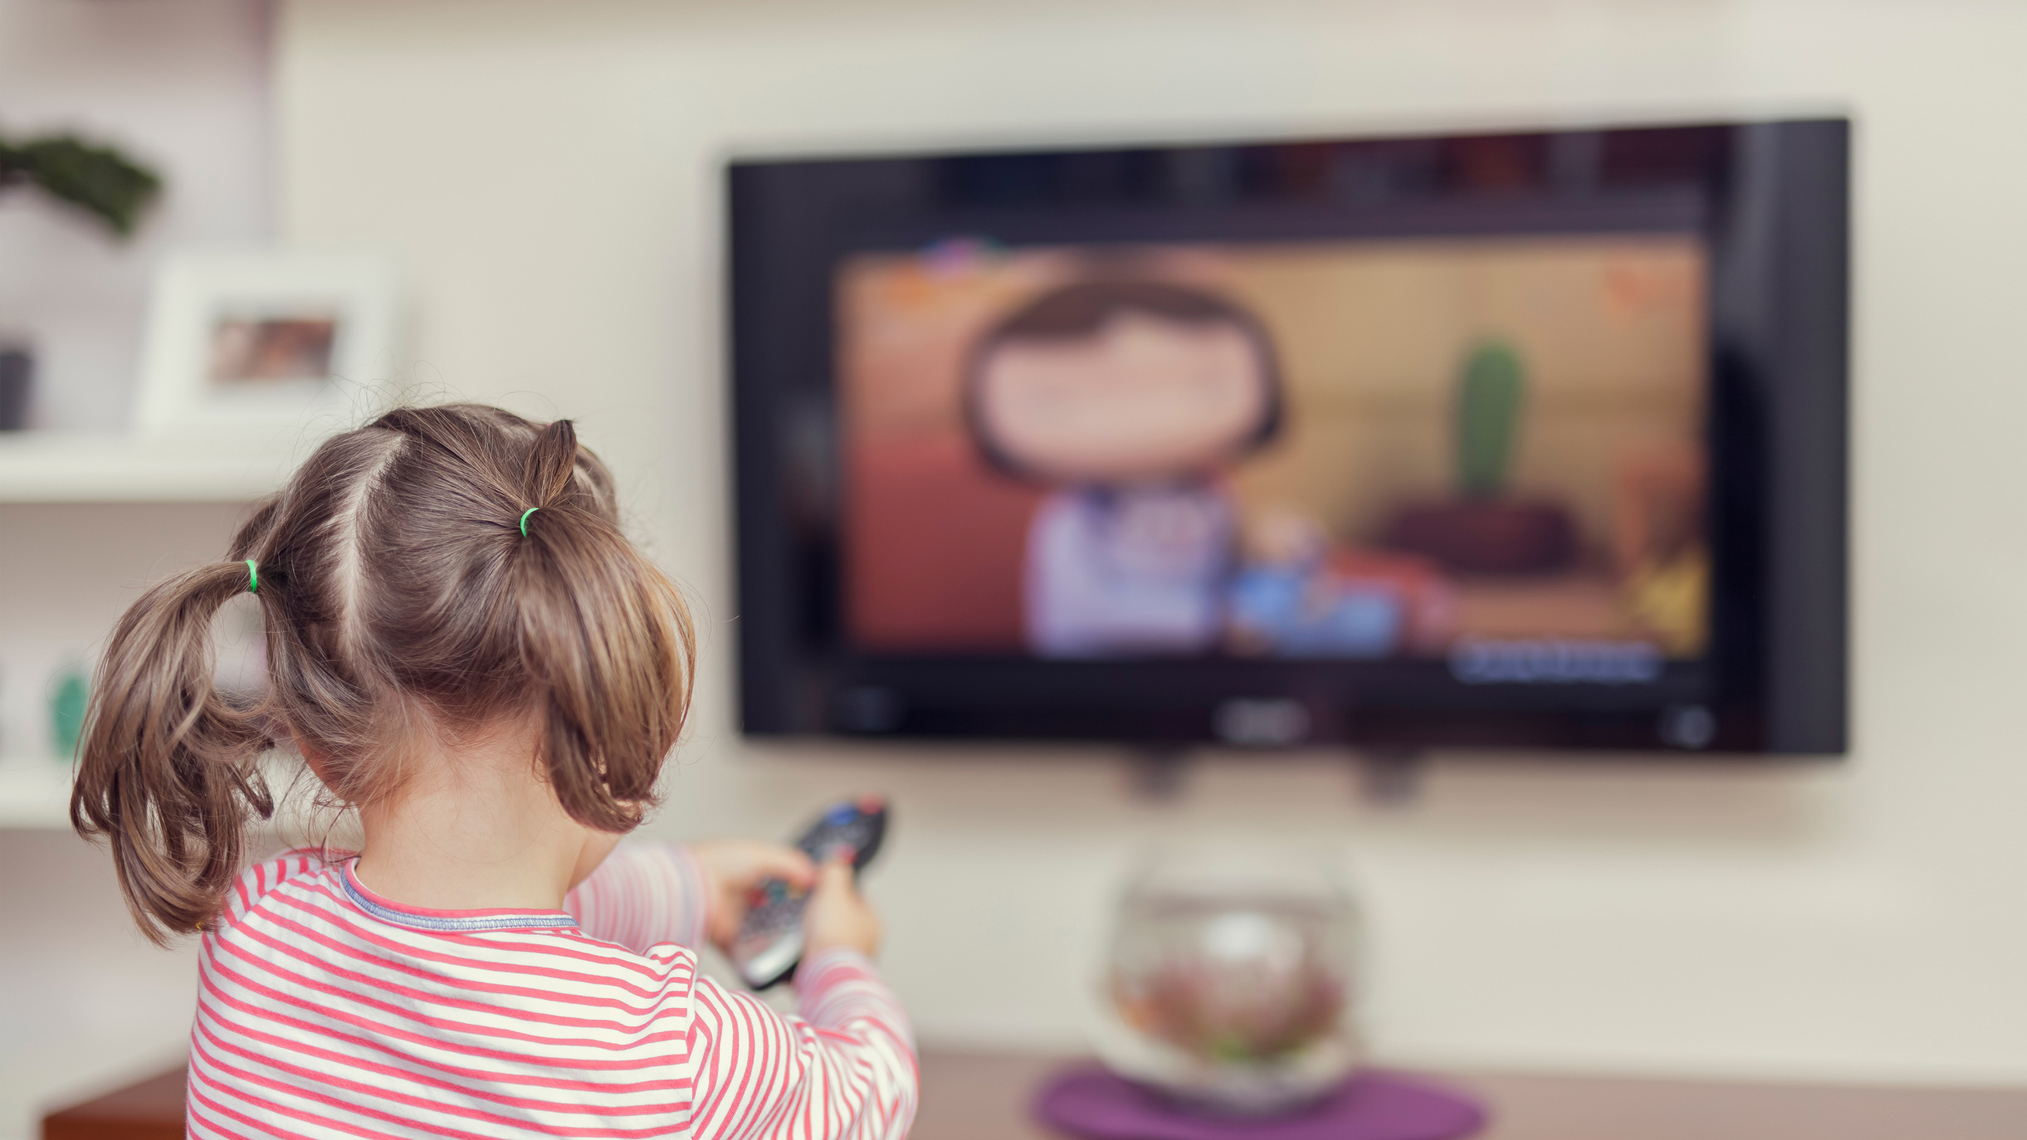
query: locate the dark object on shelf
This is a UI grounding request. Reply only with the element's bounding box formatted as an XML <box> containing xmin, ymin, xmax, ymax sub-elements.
<box><xmin>0</xmin><ymin>345</ymin><xmax>29</xmax><ymax>430</ymax></box>
<box><xmin>1384</xmin><ymin>500</ymin><xmax>1576</xmax><ymax>574</ymax></box>
<box><xmin>0</xmin><ymin>131</ymin><xmax>162</xmax><ymax>239</ymax></box>
<box><xmin>1033</xmin><ymin>1063</ymin><xmax>1485</xmax><ymax>1140</ymax></box>
<box><xmin>40</xmin><ymin>1066</ymin><xmax>184</xmax><ymax>1140</ymax></box>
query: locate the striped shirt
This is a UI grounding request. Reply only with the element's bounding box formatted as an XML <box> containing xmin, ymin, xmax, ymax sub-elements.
<box><xmin>186</xmin><ymin>844</ymin><xmax>917</xmax><ymax>1139</ymax></box>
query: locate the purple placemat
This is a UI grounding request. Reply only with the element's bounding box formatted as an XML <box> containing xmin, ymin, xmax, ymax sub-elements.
<box><xmin>1032</xmin><ymin>1064</ymin><xmax>1488</xmax><ymax>1140</ymax></box>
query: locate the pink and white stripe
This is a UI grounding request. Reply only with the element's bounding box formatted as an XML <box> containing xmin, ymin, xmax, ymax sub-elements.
<box><xmin>185</xmin><ymin>845</ymin><xmax>917</xmax><ymax>1139</ymax></box>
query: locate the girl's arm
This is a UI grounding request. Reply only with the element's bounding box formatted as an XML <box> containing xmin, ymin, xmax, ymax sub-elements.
<box><xmin>688</xmin><ymin>866</ymin><xmax>917</xmax><ymax>1140</ymax></box>
<box><xmin>568</xmin><ymin>842</ymin><xmax>917</xmax><ymax>1139</ymax></box>
<box><xmin>563</xmin><ymin>841</ymin><xmax>713</xmax><ymax>951</ymax></box>
<box><xmin>565</xmin><ymin>839</ymin><xmax>819</xmax><ymax>954</ymax></box>
<box><xmin>690</xmin><ymin>952</ymin><xmax>918</xmax><ymax>1140</ymax></box>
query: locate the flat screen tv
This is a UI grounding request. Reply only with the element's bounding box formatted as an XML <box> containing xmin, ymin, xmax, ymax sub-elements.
<box><xmin>729</xmin><ymin>119</ymin><xmax>1847</xmax><ymax>754</ymax></box>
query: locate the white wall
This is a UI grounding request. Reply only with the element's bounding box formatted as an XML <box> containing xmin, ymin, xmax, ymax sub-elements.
<box><xmin>271</xmin><ymin>0</ymin><xmax>2027</xmax><ymax>1083</ymax></box>
<box><xmin>0</xmin><ymin>0</ymin><xmax>272</xmax><ymax>431</ymax></box>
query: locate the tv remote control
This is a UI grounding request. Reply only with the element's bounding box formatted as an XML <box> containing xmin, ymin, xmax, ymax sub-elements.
<box><xmin>728</xmin><ymin>796</ymin><xmax>888</xmax><ymax>990</ymax></box>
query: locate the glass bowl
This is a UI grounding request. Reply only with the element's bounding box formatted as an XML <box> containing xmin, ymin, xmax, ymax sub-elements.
<box><xmin>1091</xmin><ymin>846</ymin><xmax>1363</xmax><ymax>1116</ymax></box>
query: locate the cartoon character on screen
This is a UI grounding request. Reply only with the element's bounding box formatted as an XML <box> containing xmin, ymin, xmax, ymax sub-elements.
<box><xmin>964</xmin><ymin>280</ymin><xmax>1284</xmax><ymax>657</ymax></box>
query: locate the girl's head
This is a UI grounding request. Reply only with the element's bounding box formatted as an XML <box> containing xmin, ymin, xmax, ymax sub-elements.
<box><xmin>71</xmin><ymin>404</ymin><xmax>695</xmax><ymax>942</ymax></box>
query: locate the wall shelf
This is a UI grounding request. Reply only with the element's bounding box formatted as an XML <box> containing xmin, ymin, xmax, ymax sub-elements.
<box><xmin>0</xmin><ymin>433</ymin><xmax>293</xmax><ymax>503</ymax></box>
<box><xmin>0</xmin><ymin>759</ymin><xmax>74</xmax><ymax>829</ymax></box>
<box><xmin>1</xmin><ymin>757</ymin><xmax>315</xmax><ymax>831</ymax></box>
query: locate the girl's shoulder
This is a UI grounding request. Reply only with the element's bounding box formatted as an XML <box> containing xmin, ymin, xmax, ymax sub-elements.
<box><xmin>211</xmin><ymin>847</ymin><xmax>350</xmax><ymax>932</ymax></box>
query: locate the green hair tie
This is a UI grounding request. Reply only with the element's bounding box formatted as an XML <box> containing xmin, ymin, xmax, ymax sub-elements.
<box><xmin>245</xmin><ymin>559</ymin><xmax>259</xmax><ymax>594</ymax></box>
<box><xmin>519</xmin><ymin>507</ymin><xmax>538</xmax><ymax>537</ymax></box>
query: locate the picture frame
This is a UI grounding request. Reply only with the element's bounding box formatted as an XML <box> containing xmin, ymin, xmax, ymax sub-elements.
<box><xmin>134</xmin><ymin>249</ymin><xmax>403</xmax><ymax>439</ymax></box>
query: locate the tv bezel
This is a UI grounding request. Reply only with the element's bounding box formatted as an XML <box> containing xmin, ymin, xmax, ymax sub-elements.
<box><xmin>726</xmin><ymin>118</ymin><xmax>1849</xmax><ymax>756</ymax></box>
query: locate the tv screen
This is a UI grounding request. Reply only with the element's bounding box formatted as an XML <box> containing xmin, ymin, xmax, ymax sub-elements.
<box><xmin>730</xmin><ymin>120</ymin><xmax>1847</xmax><ymax>754</ymax></box>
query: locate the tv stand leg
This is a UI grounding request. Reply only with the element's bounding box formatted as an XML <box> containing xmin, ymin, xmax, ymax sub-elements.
<box><xmin>1128</xmin><ymin>747</ymin><xmax>1190</xmax><ymax>801</ymax></box>
<box><xmin>1358</xmin><ymin>747</ymin><xmax>1426</xmax><ymax>805</ymax></box>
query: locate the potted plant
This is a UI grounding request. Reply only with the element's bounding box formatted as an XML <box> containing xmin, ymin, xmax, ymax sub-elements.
<box><xmin>0</xmin><ymin>127</ymin><xmax>162</xmax><ymax>429</ymax></box>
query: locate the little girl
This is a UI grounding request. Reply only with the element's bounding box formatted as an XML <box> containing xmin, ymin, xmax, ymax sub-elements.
<box><xmin>70</xmin><ymin>404</ymin><xmax>916</xmax><ymax>1139</ymax></box>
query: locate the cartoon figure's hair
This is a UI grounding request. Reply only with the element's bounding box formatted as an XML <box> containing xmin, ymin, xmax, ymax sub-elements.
<box><xmin>70</xmin><ymin>404</ymin><xmax>696</xmax><ymax>943</ymax></box>
<box><xmin>962</xmin><ymin>279</ymin><xmax>1285</xmax><ymax>479</ymax></box>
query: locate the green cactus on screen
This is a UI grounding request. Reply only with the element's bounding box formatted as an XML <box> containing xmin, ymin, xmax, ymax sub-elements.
<box><xmin>1455</xmin><ymin>340</ymin><xmax>1525</xmax><ymax>497</ymax></box>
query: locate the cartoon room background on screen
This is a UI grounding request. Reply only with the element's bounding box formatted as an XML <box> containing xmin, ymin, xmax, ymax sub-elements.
<box><xmin>840</xmin><ymin>235</ymin><xmax>1707</xmax><ymax>662</ymax></box>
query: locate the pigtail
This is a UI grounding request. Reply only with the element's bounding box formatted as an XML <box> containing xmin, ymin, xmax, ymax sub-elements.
<box><xmin>513</xmin><ymin>419</ymin><xmax>696</xmax><ymax>832</ymax></box>
<box><xmin>71</xmin><ymin>560</ymin><xmax>275</xmax><ymax>944</ymax></box>
<box><xmin>521</xmin><ymin>418</ymin><xmax>582</xmax><ymax>506</ymax></box>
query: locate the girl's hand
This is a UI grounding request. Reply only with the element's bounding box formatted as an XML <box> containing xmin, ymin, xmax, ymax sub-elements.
<box><xmin>691</xmin><ymin>839</ymin><xmax>816</xmax><ymax>953</ymax></box>
<box><xmin>802</xmin><ymin>854</ymin><xmax>882</xmax><ymax>960</ymax></box>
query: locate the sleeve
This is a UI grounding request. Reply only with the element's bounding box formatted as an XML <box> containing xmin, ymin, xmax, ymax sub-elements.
<box><xmin>687</xmin><ymin>949</ymin><xmax>918</xmax><ymax>1140</ymax></box>
<box><xmin>210</xmin><ymin>849</ymin><xmax>341</xmax><ymax>934</ymax></box>
<box><xmin>562</xmin><ymin>841</ymin><xmax>712</xmax><ymax>954</ymax></box>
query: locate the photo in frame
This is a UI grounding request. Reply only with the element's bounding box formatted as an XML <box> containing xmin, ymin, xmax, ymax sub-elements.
<box><xmin>135</xmin><ymin>250</ymin><xmax>403</xmax><ymax>438</ymax></box>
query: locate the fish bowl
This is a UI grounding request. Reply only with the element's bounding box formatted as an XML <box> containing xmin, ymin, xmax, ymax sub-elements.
<box><xmin>1092</xmin><ymin>847</ymin><xmax>1363</xmax><ymax>1116</ymax></box>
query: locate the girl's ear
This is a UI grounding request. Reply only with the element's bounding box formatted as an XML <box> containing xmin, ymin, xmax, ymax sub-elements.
<box><xmin>276</xmin><ymin>724</ymin><xmax>329</xmax><ymax>783</ymax></box>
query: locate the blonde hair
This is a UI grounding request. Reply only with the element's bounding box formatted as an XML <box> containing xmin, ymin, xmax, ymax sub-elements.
<box><xmin>71</xmin><ymin>404</ymin><xmax>696</xmax><ymax>943</ymax></box>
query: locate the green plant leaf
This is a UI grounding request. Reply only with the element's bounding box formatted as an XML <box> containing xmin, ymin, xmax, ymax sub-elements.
<box><xmin>0</xmin><ymin>133</ymin><xmax>163</xmax><ymax>239</ymax></box>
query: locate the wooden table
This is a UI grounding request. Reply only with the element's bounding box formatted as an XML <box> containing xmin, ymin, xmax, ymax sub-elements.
<box><xmin>39</xmin><ymin>1069</ymin><xmax>184</xmax><ymax>1140</ymax></box>
<box><xmin>43</xmin><ymin>1053</ymin><xmax>2027</xmax><ymax>1139</ymax></box>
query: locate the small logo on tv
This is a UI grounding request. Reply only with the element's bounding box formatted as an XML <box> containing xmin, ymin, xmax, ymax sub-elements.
<box><xmin>1214</xmin><ymin>698</ymin><xmax>1311</xmax><ymax>746</ymax></box>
